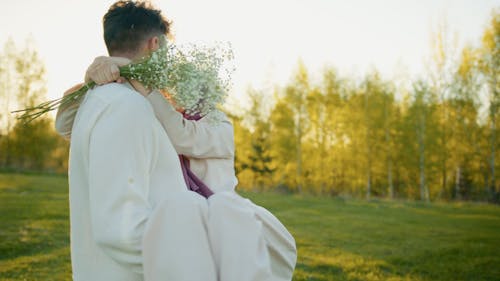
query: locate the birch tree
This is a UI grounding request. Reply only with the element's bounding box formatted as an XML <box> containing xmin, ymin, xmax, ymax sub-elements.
<box><xmin>479</xmin><ymin>10</ymin><xmax>500</xmax><ymax>198</ymax></box>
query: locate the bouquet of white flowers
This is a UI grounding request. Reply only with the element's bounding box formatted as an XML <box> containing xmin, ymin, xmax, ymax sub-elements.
<box><xmin>13</xmin><ymin>39</ymin><xmax>233</xmax><ymax>123</ymax></box>
<box><xmin>165</xmin><ymin>42</ymin><xmax>234</xmax><ymax>118</ymax></box>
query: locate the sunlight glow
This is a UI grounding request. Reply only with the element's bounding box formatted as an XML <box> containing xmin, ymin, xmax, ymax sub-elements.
<box><xmin>0</xmin><ymin>0</ymin><xmax>498</xmax><ymax>108</ymax></box>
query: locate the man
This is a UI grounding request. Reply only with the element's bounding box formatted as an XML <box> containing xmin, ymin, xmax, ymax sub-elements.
<box><xmin>64</xmin><ymin>1</ymin><xmax>216</xmax><ymax>280</ymax></box>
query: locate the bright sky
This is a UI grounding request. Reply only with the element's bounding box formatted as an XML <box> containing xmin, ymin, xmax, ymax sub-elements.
<box><xmin>0</xmin><ymin>0</ymin><xmax>498</xmax><ymax>108</ymax></box>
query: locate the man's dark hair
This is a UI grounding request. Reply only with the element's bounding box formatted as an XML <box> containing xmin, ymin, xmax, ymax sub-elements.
<box><xmin>103</xmin><ymin>1</ymin><xmax>170</xmax><ymax>55</ymax></box>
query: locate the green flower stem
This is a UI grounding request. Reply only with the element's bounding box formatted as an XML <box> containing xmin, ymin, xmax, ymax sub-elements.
<box><xmin>12</xmin><ymin>81</ymin><xmax>96</xmax><ymax>124</ymax></box>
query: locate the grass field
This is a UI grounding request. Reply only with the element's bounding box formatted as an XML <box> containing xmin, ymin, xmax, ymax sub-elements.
<box><xmin>0</xmin><ymin>173</ymin><xmax>499</xmax><ymax>281</ymax></box>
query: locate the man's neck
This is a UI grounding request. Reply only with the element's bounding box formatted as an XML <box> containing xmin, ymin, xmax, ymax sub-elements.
<box><xmin>111</xmin><ymin>49</ymin><xmax>149</xmax><ymax>62</ymax></box>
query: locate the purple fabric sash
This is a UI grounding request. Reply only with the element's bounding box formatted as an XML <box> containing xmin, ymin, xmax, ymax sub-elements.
<box><xmin>178</xmin><ymin>112</ymin><xmax>214</xmax><ymax>198</ymax></box>
<box><xmin>179</xmin><ymin>155</ymin><xmax>214</xmax><ymax>198</ymax></box>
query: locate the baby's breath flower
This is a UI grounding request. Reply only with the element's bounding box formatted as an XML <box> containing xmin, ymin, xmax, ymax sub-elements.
<box><xmin>164</xmin><ymin>42</ymin><xmax>234</xmax><ymax>120</ymax></box>
<box><xmin>13</xmin><ymin>40</ymin><xmax>234</xmax><ymax>124</ymax></box>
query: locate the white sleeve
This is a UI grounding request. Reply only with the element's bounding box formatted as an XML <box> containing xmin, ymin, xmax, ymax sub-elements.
<box><xmin>147</xmin><ymin>91</ymin><xmax>234</xmax><ymax>159</ymax></box>
<box><xmin>55</xmin><ymin>98</ymin><xmax>81</xmax><ymax>139</ymax></box>
<box><xmin>88</xmin><ymin>97</ymin><xmax>156</xmax><ymax>274</ymax></box>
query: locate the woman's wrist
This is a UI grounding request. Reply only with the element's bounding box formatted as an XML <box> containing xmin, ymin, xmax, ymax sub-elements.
<box><xmin>129</xmin><ymin>79</ymin><xmax>152</xmax><ymax>97</ymax></box>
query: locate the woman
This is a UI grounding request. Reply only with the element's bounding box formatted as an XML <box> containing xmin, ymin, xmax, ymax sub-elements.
<box><xmin>56</xmin><ymin>57</ymin><xmax>297</xmax><ymax>281</ymax></box>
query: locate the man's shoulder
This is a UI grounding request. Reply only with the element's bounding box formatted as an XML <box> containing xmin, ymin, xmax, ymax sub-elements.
<box><xmin>88</xmin><ymin>83</ymin><xmax>152</xmax><ymax>113</ymax></box>
<box><xmin>90</xmin><ymin>83</ymin><xmax>141</xmax><ymax>103</ymax></box>
<box><xmin>75</xmin><ymin>83</ymin><xmax>155</xmax><ymax>131</ymax></box>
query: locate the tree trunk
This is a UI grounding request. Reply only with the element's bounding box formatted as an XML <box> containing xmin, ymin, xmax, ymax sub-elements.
<box><xmin>319</xmin><ymin>130</ymin><xmax>326</xmax><ymax>194</ymax></box>
<box><xmin>455</xmin><ymin>166</ymin><xmax>461</xmax><ymax>200</ymax></box>
<box><xmin>419</xmin><ymin>135</ymin><xmax>426</xmax><ymax>201</ymax></box>
<box><xmin>489</xmin><ymin>114</ymin><xmax>496</xmax><ymax>197</ymax></box>
<box><xmin>365</xmin><ymin>88</ymin><xmax>371</xmax><ymax>200</ymax></box>
<box><xmin>440</xmin><ymin>123</ymin><xmax>448</xmax><ymax>199</ymax></box>
<box><xmin>385</xmin><ymin>97</ymin><xmax>394</xmax><ymax>199</ymax></box>
<box><xmin>388</xmin><ymin>157</ymin><xmax>394</xmax><ymax>199</ymax></box>
<box><xmin>2</xmin><ymin>70</ymin><xmax>13</xmax><ymax>168</ymax></box>
<box><xmin>4</xmin><ymin>108</ymin><xmax>12</xmax><ymax>167</ymax></box>
<box><xmin>486</xmin><ymin>70</ymin><xmax>497</xmax><ymax>198</ymax></box>
<box><xmin>296</xmin><ymin>113</ymin><xmax>302</xmax><ymax>193</ymax></box>
<box><xmin>418</xmin><ymin>110</ymin><xmax>429</xmax><ymax>202</ymax></box>
<box><xmin>366</xmin><ymin>167</ymin><xmax>371</xmax><ymax>200</ymax></box>
<box><xmin>490</xmin><ymin>65</ymin><xmax>498</xmax><ymax>197</ymax></box>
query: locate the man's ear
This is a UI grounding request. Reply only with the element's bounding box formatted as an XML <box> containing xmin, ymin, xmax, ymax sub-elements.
<box><xmin>147</xmin><ymin>36</ymin><xmax>160</xmax><ymax>51</ymax></box>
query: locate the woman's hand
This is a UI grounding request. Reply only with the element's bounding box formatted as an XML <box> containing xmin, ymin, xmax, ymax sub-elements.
<box><xmin>85</xmin><ymin>56</ymin><xmax>131</xmax><ymax>85</ymax></box>
<box><xmin>129</xmin><ymin>79</ymin><xmax>152</xmax><ymax>97</ymax></box>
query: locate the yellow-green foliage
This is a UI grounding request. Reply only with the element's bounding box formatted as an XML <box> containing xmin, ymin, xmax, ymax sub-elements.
<box><xmin>232</xmin><ymin>11</ymin><xmax>500</xmax><ymax>201</ymax></box>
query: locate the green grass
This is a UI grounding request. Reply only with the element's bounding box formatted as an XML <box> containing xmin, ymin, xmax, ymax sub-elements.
<box><xmin>1</xmin><ymin>173</ymin><xmax>499</xmax><ymax>281</ymax></box>
<box><xmin>0</xmin><ymin>173</ymin><xmax>70</xmax><ymax>281</ymax></box>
